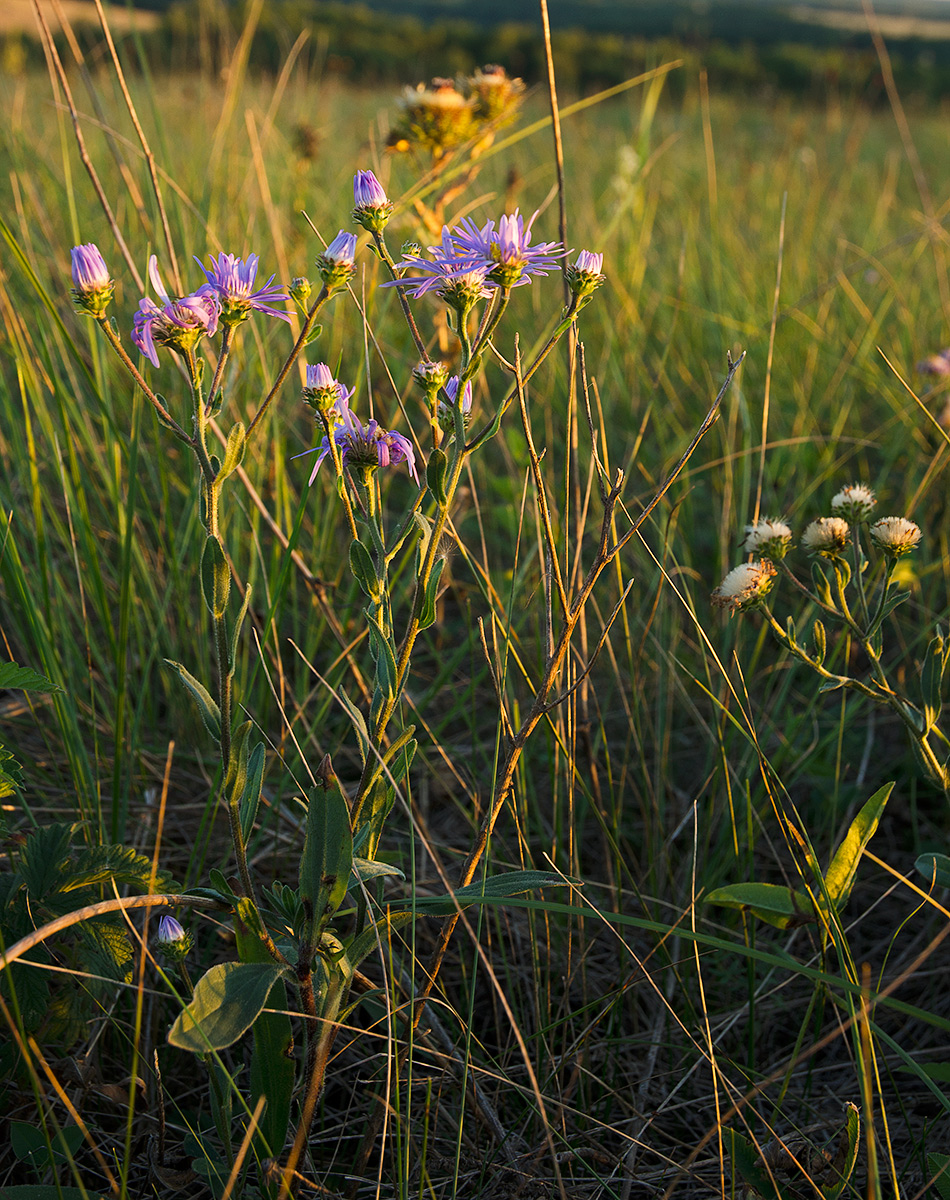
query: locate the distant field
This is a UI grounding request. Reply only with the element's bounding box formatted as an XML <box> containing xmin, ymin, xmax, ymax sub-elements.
<box><xmin>0</xmin><ymin>0</ymin><xmax>159</xmax><ymax>35</ymax></box>
<box><xmin>789</xmin><ymin>3</ymin><xmax>950</xmax><ymax>37</ymax></box>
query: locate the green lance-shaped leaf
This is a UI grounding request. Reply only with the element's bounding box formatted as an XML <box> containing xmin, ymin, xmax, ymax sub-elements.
<box><xmin>391</xmin><ymin>870</ymin><xmax>576</xmax><ymax>916</ymax></box>
<box><xmin>722</xmin><ymin>1128</ymin><xmax>782</xmax><ymax>1200</ymax></box>
<box><xmin>822</xmin><ymin>1103</ymin><xmax>860</xmax><ymax>1200</ymax></box>
<box><xmin>338</xmin><ymin>687</ymin><xmax>370</xmax><ymax>765</ymax></box>
<box><xmin>345</xmin><ymin>912</ymin><xmax>415</xmax><ymax>972</ymax></box>
<box><xmin>813</xmin><ymin>618</ymin><xmax>827</xmax><ymax>665</ymax></box>
<box><xmin>239</xmin><ymin>742</ymin><xmax>267</xmax><ymax>841</ymax></box>
<box><xmin>354</xmin><ymin>778</ymin><xmax>396</xmax><ymax>862</ymax></box>
<box><xmin>418</xmin><ymin>558</ymin><xmax>446</xmax><ymax>632</ymax></box>
<box><xmin>868</xmin><ymin>584</ymin><xmax>910</xmax><ymax>638</ymax></box>
<box><xmin>914</xmin><ymin>852</ymin><xmax>950</xmax><ymax>889</ymax></box>
<box><xmin>811</xmin><ymin>561</ymin><xmax>835</xmax><ymax>609</ymax></box>
<box><xmin>786</xmin><ymin>614</ymin><xmax>797</xmax><ymax>643</ymax></box>
<box><xmin>361</xmin><ymin>725</ymin><xmax>417</xmax><ymax>798</ymax></box>
<box><xmin>218</xmin><ymin>420</ymin><xmax>247</xmax><ymax>482</ymax></box>
<box><xmin>200</xmin><ymin>535</ymin><xmax>231</xmax><ymax>619</ymax></box>
<box><xmin>349</xmin><ymin>856</ymin><xmax>406</xmax><ymax>891</ymax></box>
<box><xmin>248</xmin><ymin>973</ymin><xmax>294</xmax><ymax>1157</ymax></box>
<box><xmin>366</xmin><ymin>610</ymin><xmax>398</xmax><ymax>702</ymax></box>
<box><xmin>705</xmin><ymin>882</ymin><xmax>816</xmax><ymax>930</ymax></box>
<box><xmin>350</xmin><ymin>539</ymin><xmax>383</xmax><ymax>602</ymax></box>
<box><xmin>921</xmin><ymin>631</ymin><xmax>949</xmax><ymax>734</ymax></box>
<box><xmin>0</xmin><ymin>662</ymin><xmax>58</xmax><ymax>692</ymax></box>
<box><xmin>426</xmin><ymin>447</ymin><xmax>448</xmax><ymax>505</ymax></box>
<box><xmin>227</xmin><ymin>582</ymin><xmax>252</xmax><ymax>679</ymax></box>
<box><xmin>299</xmin><ymin>756</ymin><xmax>354</xmax><ymax>937</ymax></box>
<box><xmin>823</xmin><ymin>781</ymin><xmax>893</xmax><ymax>912</ymax></box>
<box><xmin>168</xmin><ymin>961</ymin><xmax>288</xmax><ymax>1053</ymax></box>
<box><xmin>164</xmin><ymin>659</ymin><xmax>221</xmax><ymax>739</ymax></box>
<box><xmin>225</xmin><ymin>720</ymin><xmax>253</xmax><ymax>805</ymax></box>
<box><xmin>233</xmin><ymin>897</ymin><xmax>294</xmax><ymax>1159</ymax></box>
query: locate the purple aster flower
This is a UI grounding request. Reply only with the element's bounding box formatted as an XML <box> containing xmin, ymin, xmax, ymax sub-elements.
<box><xmin>381</xmin><ymin>227</ymin><xmax>492</xmax><ymax>309</ymax></box>
<box><xmin>71</xmin><ymin>243</ymin><xmax>114</xmax><ymax>316</ymax></box>
<box><xmin>354</xmin><ymin>170</ymin><xmax>388</xmax><ymax>209</ymax></box>
<box><xmin>917</xmin><ymin>348</ymin><xmax>950</xmax><ymax>377</ymax></box>
<box><xmin>196</xmin><ymin>252</ymin><xmax>290</xmax><ymax>324</ymax></box>
<box><xmin>304</xmin><ymin>403</ymin><xmax>418</xmax><ymax>485</ymax></box>
<box><xmin>303</xmin><ymin>362</ymin><xmax>355</xmax><ymax>418</ymax></box>
<box><xmin>130</xmin><ymin>256</ymin><xmax>219</xmax><ymax>367</ymax></box>
<box><xmin>439</xmin><ymin>374</ymin><xmax>473</xmax><ymax>430</ymax></box>
<box><xmin>325</xmin><ymin>230</ymin><xmax>357</xmax><ymax>264</ymax></box>
<box><xmin>352</xmin><ymin>170</ymin><xmax>394</xmax><ymax>235</ymax></box>
<box><xmin>443</xmin><ymin>375</ymin><xmax>472</xmax><ymax>413</ymax></box>
<box><xmin>157</xmin><ymin>914</ymin><xmax>186</xmax><ymax>944</ymax></box>
<box><xmin>450</xmin><ymin>208</ymin><xmax>567</xmax><ymax>287</ymax></box>
<box><xmin>317</xmin><ymin>230</ymin><xmax>357</xmax><ymax>292</ymax></box>
<box><xmin>567</xmin><ymin>249</ymin><xmax>605</xmax><ymax>299</ymax></box>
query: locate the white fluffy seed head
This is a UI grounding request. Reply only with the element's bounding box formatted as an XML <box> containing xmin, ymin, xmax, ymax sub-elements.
<box><xmin>802</xmin><ymin>516</ymin><xmax>850</xmax><ymax>556</ymax></box>
<box><xmin>870</xmin><ymin>516</ymin><xmax>921</xmax><ymax>557</ymax></box>
<box><xmin>711</xmin><ymin>560</ymin><xmax>777</xmax><ymax>614</ymax></box>
<box><xmin>743</xmin><ymin>518</ymin><xmax>792</xmax><ymax>560</ymax></box>
<box><xmin>831</xmin><ymin>483</ymin><xmax>876</xmax><ymax>522</ymax></box>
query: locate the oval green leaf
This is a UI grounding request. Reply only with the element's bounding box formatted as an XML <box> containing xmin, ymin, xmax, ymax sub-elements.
<box><xmin>168</xmin><ymin>961</ymin><xmax>287</xmax><ymax>1053</ymax></box>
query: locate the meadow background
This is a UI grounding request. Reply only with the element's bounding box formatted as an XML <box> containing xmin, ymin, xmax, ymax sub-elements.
<box><xmin>3</xmin><ymin>2</ymin><xmax>950</xmax><ymax>1196</ymax></box>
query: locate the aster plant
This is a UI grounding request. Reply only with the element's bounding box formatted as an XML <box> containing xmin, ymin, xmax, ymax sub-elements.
<box><xmin>713</xmin><ymin>485</ymin><xmax>950</xmax><ymax>791</ymax></box>
<box><xmin>58</xmin><ymin>148</ymin><xmax>738</xmax><ymax>1198</ymax></box>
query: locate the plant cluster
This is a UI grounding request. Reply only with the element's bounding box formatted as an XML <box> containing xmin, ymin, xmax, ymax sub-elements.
<box><xmin>39</xmin><ymin>158</ymin><xmax>678</xmax><ymax>1197</ymax></box>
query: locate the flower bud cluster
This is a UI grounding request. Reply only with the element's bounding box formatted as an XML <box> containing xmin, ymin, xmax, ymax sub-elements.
<box><xmin>712</xmin><ymin>482</ymin><xmax>922</xmax><ymax>615</ymax></box>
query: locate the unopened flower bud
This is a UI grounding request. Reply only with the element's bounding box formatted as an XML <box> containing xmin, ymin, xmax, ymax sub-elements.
<box><xmin>352</xmin><ymin>170</ymin><xmax>394</xmax><ymax>234</ymax></box>
<box><xmin>438</xmin><ymin>375</ymin><xmax>473</xmax><ymax>430</ymax></box>
<box><xmin>831</xmin><ymin>483</ymin><xmax>876</xmax><ymax>523</ymax></box>
<box><xmin>302</xmin><ymin>362</ymin><xmax>354</xmax><ymax>422</ymax></box>
<box><xmin>567</xmin><ymin>249</ymin><xmax>605</xmax><ymax>300</ymax></box>
<box><xmin>71</xmin><ymin>243</ymin><xmax>115</xmax><ymax>317</ymax></box>
<box><xmin>711</xmin><ymin>560</ymin><xmax>777</xmax><ymax>614</ymax></box>
<box><xmin>802</xmin><ymin>517</ymin><xmax>850</xmax><ymax>557</ymax></box>
<box><xmin>289</xmin><ymin>276</ymin><xmax>312</xmax><ymax>310</ymax></box>
<box><xmin>401</xmin><ymin>240</ymin><xmax>422</xmax><ymax>260</ymax></box>
<box><xmin>870</xmin><ymin>516</ymin><xmax>921</xmax><ymax>558</ymax></box>
<box><xmin>156</xmin><ymin>914</ymin><xmax>192</xmax><ymax>960</ymax></box>
<box><xmin>743</xmin><ymin>518</ymin><xmax>792</xmax><ymax>561</ymax></box>
<box><xmin>317</xmin><ymin>231</ymin><xmax>357</xmax><ymax>292</ymax></box>
<box><xmin>413</xmin><ymin>360</ymin><xmax>449</xmax><ymax>396</ymax></box>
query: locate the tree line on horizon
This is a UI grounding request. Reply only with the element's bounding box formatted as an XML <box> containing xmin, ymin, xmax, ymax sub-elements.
<box><xmin>7</xmin><ymin>0</ymin><xmax>950</xmax><ymax>102</ymax></box>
